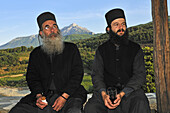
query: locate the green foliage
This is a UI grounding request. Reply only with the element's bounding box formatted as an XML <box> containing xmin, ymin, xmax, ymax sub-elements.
<box><xmin>0</xmin><ymin>51</ymin><xmax>19</xmax><ymax>67</ymax></box>
<box><xmin>0</xmin><ymin>46</ymin><xmax>34</xmax><ymax>53</ymax></box>
<box><xmin>81</xmin><ymin>75</ymin><xmax>93</xmax><ymax>93</ymax></box>
<box><xmin>142</xmin><ymin>47</ymin><xmax>156</xmax><ymax>93</ymax></box>
<box><xmin>0</xmin><ymin>46</ymin><xmax>31</xmax><ymax>76</ymax></box>
<box><xmin>6</xmin><ymin>64</ymin><xmax>28</xmax><ymax>73</ymax></box>
<box><xmin>128</xmin><ymin>22</ymin><xmax>154</xmax><ymax>44</ymax></box>
<box><xmin>75</xmin><ymin>33</ymin><xmax>109</xmax><ymax>51</ymax></box>
<box><xmin>0</xmin><ymin>76</ymin><xmax>27</xmax><ymax>87</ymax></box>
<box><xmin>63</xmin><ymin>34</ymin><xmax>94</xmax><ymax>41</ymax></box>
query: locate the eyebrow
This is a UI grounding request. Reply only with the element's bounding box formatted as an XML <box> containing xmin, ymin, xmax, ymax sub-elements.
<box><xmin>45</xmin><ymin>25</ymin><xmax>49</xmax><ymax>28</ymax></box>
<box><xmin>113</xmin><ymin>21</ymin><xmax>125</xmax><ymax>24</ymax></box>
<box><xmin>45</xmin><ymin>24</ymin><xmax>57</xmax><ymax>27</ymax></box>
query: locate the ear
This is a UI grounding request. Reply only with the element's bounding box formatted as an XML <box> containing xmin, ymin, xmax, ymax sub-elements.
<box><xmin>39</xmin><ymin>30</ymin><xmax>43</xmax><ymax>38</ymax></box>
<box><xmin>107</xmin><ymin>27</ymin><xmax>110</xmax><ymax>32</ymax></box>
<box><xmin>106</xmin><ymin>26</ymin><xmax>110</xmax><ymax>34</ymax></box>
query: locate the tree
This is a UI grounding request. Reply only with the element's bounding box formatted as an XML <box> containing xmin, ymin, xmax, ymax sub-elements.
<box><xmin>151</xmin><ymin>0</ymin><xmax>170</xmax><ymax>112</ymax></box>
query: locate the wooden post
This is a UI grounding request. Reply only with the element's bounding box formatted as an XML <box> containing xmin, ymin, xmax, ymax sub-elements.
<box><xmin>151</xmin><ymin>0</ymin><xmax>170</xmax><ymax>112</ymax></box>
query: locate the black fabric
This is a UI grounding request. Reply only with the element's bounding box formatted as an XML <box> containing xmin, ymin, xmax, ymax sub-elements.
<box><xmin>91</xmin><ymin>45</ymin><xmax>146</xmax><ymax>96</ymax></box>
<box><xmin>98</xmin><ymin>39</ymin><xmax>140</xmax><ymax>91</ymax></box>
<box><xmin>18</xmin><ymin>42</ymin><xmax>87</xmax><ymax>105</ymax></box>
<box><xmin>84</xmin><ymin>89</ymin><xmax>150</xmax><ymax>113</ymax></box>
<box><xmin>9</xmin><ymin>93</ymin><xmax>84</xmax><ymax>113</ymax></box>
<box><xmin>9</xmin><ymin>102</ymin><xmax>38</xmax><ymax>113</ymax></box>
<box><xmin>49</xmin><ymin>55</ymin><xmax>57</xmax><ymax>90</ymax></box>
<box><xmin>105</xmin><ymin>8</ymin><xmax>125</xmax><ymax>27</ymax></box>
<box><xmin>37</xmin><ymin>12</ymin><xmax>56</xmax><ymax>29</ymax></box>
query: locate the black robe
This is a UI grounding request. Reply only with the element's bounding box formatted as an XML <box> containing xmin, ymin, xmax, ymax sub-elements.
<box><xmin>20</xmin><ymin>42</ymin><xmax>87</xmax><ymax>105</ymax></box>
<box><xmin>84</xmin><ymin>39</ymin><xmax>150</xmax><ymax>113</ymax></box>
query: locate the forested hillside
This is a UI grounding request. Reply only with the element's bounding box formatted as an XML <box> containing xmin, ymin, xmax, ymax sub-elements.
<box><xmin>63</xmin><ymin>34</ymin><xmax>101</xmax><ymax>41</ymax></box>
<box><xmin>0</xmin><ymin>46</ymin><xmax>33</xmax><ymax>75</ymax></box>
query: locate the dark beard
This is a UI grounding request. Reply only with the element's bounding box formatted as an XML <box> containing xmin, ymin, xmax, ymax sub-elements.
<box><xmin>109</xmin><ymin>28</ymin><xmax>128</xmax><ymax>45</ymax></box>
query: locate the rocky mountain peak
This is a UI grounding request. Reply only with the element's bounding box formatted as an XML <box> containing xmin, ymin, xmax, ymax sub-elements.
<box><xmin>61</xmin><ymin>23</ymin><xmax>94</xmax><ymax>36</ymax></box>
<box><xmin>71</xmin><ymin>23</ymin><xmax>77</xmax><ymax>27</ymax></box>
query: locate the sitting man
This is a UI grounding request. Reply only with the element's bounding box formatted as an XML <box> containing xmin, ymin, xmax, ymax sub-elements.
<box><xmin>9</xmin><ymin>11</ymin><xmax>87</xmax><ymax>113</ymax></box>
<box><xmin>84</xmin><ymin>8</ymin><xmax>151</xmax><ymax>113</ymax></box>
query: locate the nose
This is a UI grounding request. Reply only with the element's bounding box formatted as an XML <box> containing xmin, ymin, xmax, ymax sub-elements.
<box><xmin>50</xmin><ymin>27</ymin><xmax>55</xmax><ymax>33</ymax></box>
<box><xmin>118</xmin><ymin>24</ymin><xmax>123</xmax><ymax>29</ymax></box>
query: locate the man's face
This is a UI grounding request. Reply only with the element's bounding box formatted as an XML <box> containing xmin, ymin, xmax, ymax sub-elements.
<box><xmin>40</xmin><ymin>20</ymin><xmax>59</xmax><ymax>40</ymax></box>
<box><xmin>39</xmin><ymin>20</ymin><xmax>64</xmax><ymax>55</ymax></box>
<box><xmin>110</xmin><ymin>18</ymin><xmax>126</xmax><ymax>36</ymax></box>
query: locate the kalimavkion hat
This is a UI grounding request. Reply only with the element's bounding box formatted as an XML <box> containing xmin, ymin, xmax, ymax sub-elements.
<box><xmin>37</xmin><ymin>12</ymin><xmax>56</xmax><ymax>30</ymax></box>
<box><xmin>105</xmin><ymin>8</ymin><xmax>125</xmax><ymax>27</ymax></box>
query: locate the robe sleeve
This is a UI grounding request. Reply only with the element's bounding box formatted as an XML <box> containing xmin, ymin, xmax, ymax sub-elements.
<box><xmin>123</xmin><ymin>48</ymin><xmax>146</xmax><ymax>96</ymax></box>
<box><xmin>91</xmin><ymin>49</ymin><xmax>106</xmax><ymax>93</ymax></box>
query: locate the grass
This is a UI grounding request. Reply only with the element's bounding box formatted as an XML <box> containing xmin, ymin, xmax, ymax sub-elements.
<box><xmin>0</xmin><ymin>76</ymin><xmax>25</xmax><ymax>81</ymax></box>
<box><xmin>0</xmin><ymin>76</ymin><xmax>27</xmax><ymax>87</ymax></box>
<box><xmin>81</xmin><ymin>75</ymin><xmax>93</xmax><ymax>93</ymax></box>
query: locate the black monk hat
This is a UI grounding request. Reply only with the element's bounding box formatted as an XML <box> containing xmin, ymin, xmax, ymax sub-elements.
<box><xmin>37</xmin><ymin>12</ymin><xmax>56</xmax><ymax>30</ymax></box>
<box><xmin>105</xmin><ymin>8</ymin><xmax>126</xmax><ymax>27</ymax></box>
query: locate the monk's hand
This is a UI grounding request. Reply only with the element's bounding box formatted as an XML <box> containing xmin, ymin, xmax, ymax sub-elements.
<box><xmin>52</xmin><ymin>96</ymin><xmax>66</xmax><ymax>111</ymax></box>
<box><xmin>111</xmin><ymin>91</ymin><xmax>125</xmax><ymax>108</ymax></box>
<box><xmin>52</xmin><ymin>93</ymin><xmax>69</xmax><ymax>111</ymax></box>
<box><xmin>101</xmin><ymin>91</ymin><xmax>116</xmax><ymax>109</ymax></box>
<box><xmin>36</xmin><ymin>94</ymin><xmax>48</xmax><ymax>109</ymax></box>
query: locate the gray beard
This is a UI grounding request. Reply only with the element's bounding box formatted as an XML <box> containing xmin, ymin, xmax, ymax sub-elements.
<box><xmin>41</xmin><ymin>32</ymin><xmax>64</xmax><ymax>55</ymax></box>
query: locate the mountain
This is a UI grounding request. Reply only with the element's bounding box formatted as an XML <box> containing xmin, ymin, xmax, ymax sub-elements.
<box><xmin>0</xmin><ymin>23</ymin><xmax>94</xmax><ymax>49</ymax></box>
<box><xmin>61</xmin><ymin>23</ymin><xmax>94</xmax><ymax>36</ymax></box>
<box><xmin>0</xmin><ymin>35</ymin><xmax>39</xmax><ymax>50</ymax></box>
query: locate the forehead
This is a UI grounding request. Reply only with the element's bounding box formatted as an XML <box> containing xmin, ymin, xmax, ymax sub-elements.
<box><xmin>111</xmin><ymin>18</ymin><xmax>125</xmax><ymax>24</ymax></box>
<box><xmin>42</xmin><ymin>20</ymin><xmax>56</xmax><ymax>27</ymax></box>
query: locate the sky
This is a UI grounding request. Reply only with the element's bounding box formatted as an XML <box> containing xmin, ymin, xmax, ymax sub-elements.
<box><xmin>0</xmin><ymin>0</ymin><xmax>169</xmax><ymax>46</ymax></box>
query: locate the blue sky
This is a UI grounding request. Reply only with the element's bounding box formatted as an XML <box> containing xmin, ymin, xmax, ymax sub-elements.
<box><xmin>0</xmin><ymin>0</ymin><xmax>170</xmax><ymax>46</ymax></box>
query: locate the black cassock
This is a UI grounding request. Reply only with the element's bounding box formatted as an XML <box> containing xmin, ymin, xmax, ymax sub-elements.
<box><xmin>84</xmin><ymin>89</ymin><xmax>150</xmax><ymax>113</ymax></box>
<box><xmin>84</xmin><ymin>39</ymin><xmax>151</xmax><ymax>113</ymax></box>
<box><xmin>9</xmin><ymin>42</ymin><xmax>87</xmax><ymax>113</ymax></box>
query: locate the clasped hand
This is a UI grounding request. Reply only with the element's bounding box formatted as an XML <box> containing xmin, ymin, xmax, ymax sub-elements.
<box><xmin>36</xmin><ymin>96</ymin><xmax>66</xmax><ymax>111</ymax></box>
<box><xmin>102</xmin><ymin>91</ymin><xmax>125</xmax><ymax>109</ymax></box>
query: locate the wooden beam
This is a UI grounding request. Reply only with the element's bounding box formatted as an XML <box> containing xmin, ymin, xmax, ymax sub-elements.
<box><xmin>151</xmin><ymin>0</ymin><xmax>170</xmax><ymax>112</ymax></box>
